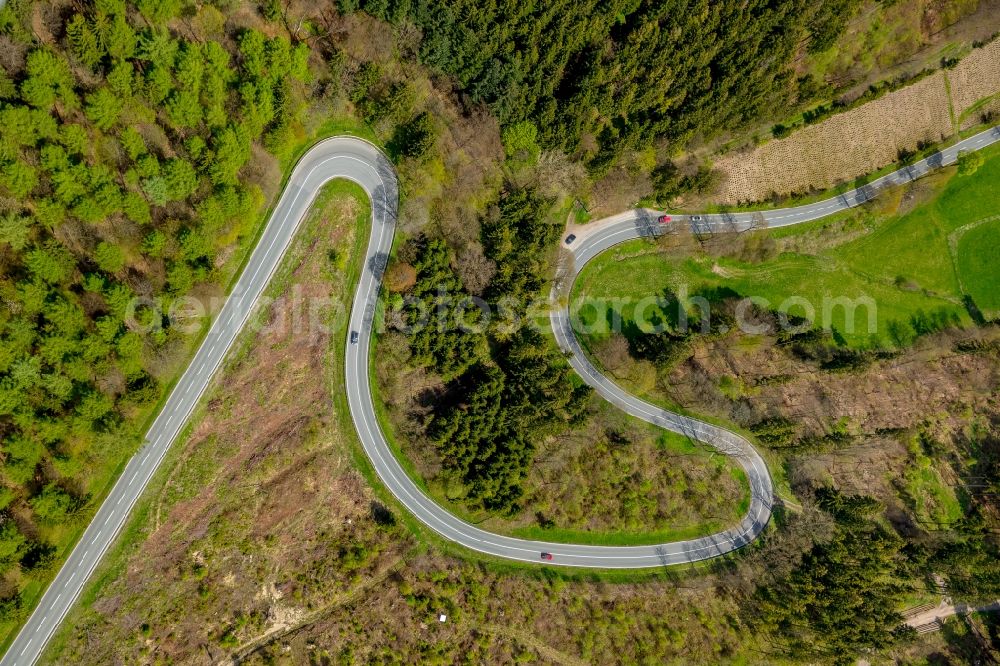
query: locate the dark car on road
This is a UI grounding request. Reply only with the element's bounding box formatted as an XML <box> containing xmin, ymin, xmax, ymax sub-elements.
<box><xmin>350</xmin><ymin>330</ymin><xmax>359</xmax><ymax>344</ymax></box>
<box><xmin>564</xmin><ymin>234</ymin><xmax>576</xmax><ymax>245</ymax></box>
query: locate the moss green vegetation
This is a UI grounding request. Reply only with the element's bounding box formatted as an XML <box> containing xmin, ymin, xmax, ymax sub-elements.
<box><xmin>904</xmin><ymin>460</ymin><xmax>964</xmax><ymax>526</ymax></box>
<box><xmin>574</xmin><ymin>247</ymin><xmax>964</xmax><ymax>349</ymax></box>
<box><xmin>574</xmin><ymin>142</ymin><xmax>1000</xmax><ymax>350</ymax></box>
<box><xmin>902</xmin><ymin>435</ymin><xmax>965</xmax><ymax>526</ymax></box>
<box><xmin>509</xmin><ymin>426</ymin><xmax>748</xmax><ymax>546</ymax></box>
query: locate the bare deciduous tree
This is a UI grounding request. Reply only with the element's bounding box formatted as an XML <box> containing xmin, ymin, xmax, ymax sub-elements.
<box><xmin>0</xmin><ymin>35</ymin><xmax>27</xmax><ymax>73</ymax></box>
<box><xmin>594</xmin><ymin>333</ymin><xmax>631</xmax><ymax>373</ymax></box>
<box><xmin>454</xmin><ymin>243</ymin><xmax>495</xmax><ymax>295</ymax></box>
<box><xmin>533</xmin><ymin>150</ymin><xmax>587</xmax><ymax>200</ymax></box>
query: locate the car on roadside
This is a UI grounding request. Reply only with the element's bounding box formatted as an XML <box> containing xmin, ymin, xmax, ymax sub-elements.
<box><xmin>350</xmin><ymin>330</ymin><xmax>359</xmax><ymax>344</ymax></box>
<box><xmin>564</xmin><ymin>234</ymin><xmax>576</xmax><ymax>245</ymax></box>
<box><xmin>657</xmin><ymin>215</ymin><xmax>671</xmax><ymax>224</ymax></box>
<box><xmin>690</xmin><ymin>215</ymin><xmax>703</xmax><ymax>224</ymax></box>
<box><xmin>540</xmin><ymin>552</ymin><xmax>554</xmax><ymax>561</ymax></box>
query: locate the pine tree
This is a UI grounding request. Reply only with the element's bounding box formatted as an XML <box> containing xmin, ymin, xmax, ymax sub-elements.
<box><xmin>65</xmin><ymin>14</ymin><xmax>102</xmax><ymax>69</ymax></box>
<box><xmin>20</xmin><ymin>50</ymin><xmax>79</xmax><ymax>111</ymax></box>
<box><xmin>85</xmin><ymin>87</ymin><xmax>121</xmax><ymax>131</ymax></box>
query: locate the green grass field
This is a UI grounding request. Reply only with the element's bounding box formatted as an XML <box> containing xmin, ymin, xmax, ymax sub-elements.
<box><xmin>955</xmin><ymin>218</ymin><xmax>1000</xmax><ymax>314</ymax></box>
<box><xmin>574</xmin><ymin>143</ymin><xmax>1000</xmax><ymax>349</ymax></box>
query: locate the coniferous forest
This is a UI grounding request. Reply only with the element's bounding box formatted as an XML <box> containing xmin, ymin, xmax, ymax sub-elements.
<box><xmin>3</xmin><ymin>2</ymin><xmax>1000</xmax><ymax>662</ymax></box>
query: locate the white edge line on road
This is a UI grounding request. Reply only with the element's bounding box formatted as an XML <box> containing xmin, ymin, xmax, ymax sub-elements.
<box><xmin>6</xmin><ymin>127</ymin><xmax>999</xmax><ymax>665</ymax></box>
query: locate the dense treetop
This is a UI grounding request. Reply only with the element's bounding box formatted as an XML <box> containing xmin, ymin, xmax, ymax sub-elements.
<box><xmin>350</xmin><ymin>0</ymin><xmax>862</xmax><ymax>171</ymax></box>
<box><xmin>0</xmin><ymin>0</ymin><xmax>311</xmax><ymax>616</ymax></box>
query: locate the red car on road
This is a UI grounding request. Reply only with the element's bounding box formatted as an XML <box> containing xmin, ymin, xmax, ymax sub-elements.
<box><xmin>657</xmin><ymin>215</ymin><xmax>671</xmax><ymax>224</ymax></box>
<box><xmin>540</xmin><ymin>552</ymin><xmax>554</xmax><ymax>561</ymax></box>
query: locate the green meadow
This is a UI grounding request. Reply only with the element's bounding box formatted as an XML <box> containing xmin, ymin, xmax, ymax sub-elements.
<box><xmin>573</xmin><ymin>143</ymin><xmax>1000</xmax><ymax>349</ymax></box>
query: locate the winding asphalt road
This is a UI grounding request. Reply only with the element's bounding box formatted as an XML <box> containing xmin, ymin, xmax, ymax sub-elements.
<box><xmin>5</xmin><ymin>127</ymin><xmax>1000</xmax><ymax>664</ymax></box>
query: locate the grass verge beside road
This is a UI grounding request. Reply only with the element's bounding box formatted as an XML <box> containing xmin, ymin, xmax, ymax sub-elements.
<box><xmin>574</xmin><ymin>141</ymin><xmax>1000</xmax><ymax>351</ymax></box>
